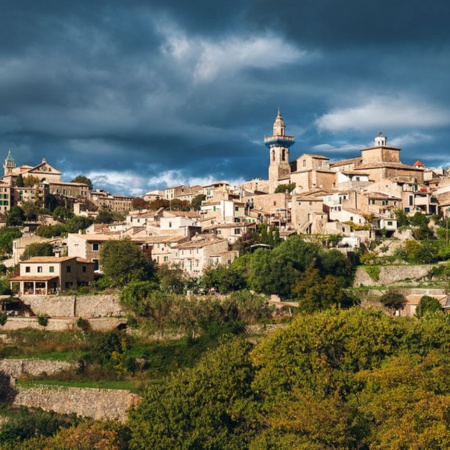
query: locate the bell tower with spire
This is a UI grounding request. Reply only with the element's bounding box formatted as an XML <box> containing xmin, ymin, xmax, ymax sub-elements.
<box><xmin>3</xmin><ymin>150</ymin><xmax>15</xmax><ymax>176</ymax></box>
<box><xmin>264</xmin><ymin>110</ymin><xmax>295</xmax><ymax>193</ymax></box>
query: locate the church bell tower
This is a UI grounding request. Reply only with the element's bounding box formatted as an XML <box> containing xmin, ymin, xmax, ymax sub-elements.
<box><xmin>264</xmin><ymin>111</ymin><xmax>295</xmax><ymax>194</ymax></box>
<box><xmin>3</xmin><ymin>150</ymin><xmax>15</xmax><ymax>176</ymax></box>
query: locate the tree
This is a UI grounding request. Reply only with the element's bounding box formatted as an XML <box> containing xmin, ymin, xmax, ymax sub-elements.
<box><xmin>53</xmin><ymin>206</ymin><xmax>72</xmax><ymax>222</ymax></box>
<box><xmin>21</xmin><ymin>202</ymin><xmax>39</xmax><ymax>221</ymax></box>
<box><xmin>416</xmin><ymin>295</ymin><xmax>443</xmax><ymax>317</ymax></box>
<box><xmin>100</xmin><ymin>238</ymin><xmax>153</xmax><ymax>287</ymax></box>
<box><xmin>94</xmin><ymin>210</ymin><xmax>115</xmax><ymax>224</ymax></box>
<box><xmin>15</xmin><ymin>173</ymin><xmax>24</xmax><ymax>187</ymax></box>
<box><xmin>191</xmin><ymin>194</ymin><xmax>206</xmax><ymax>211</ymax></box>
<box><xmin>120</xmin><ymin>280</ymin><xmax>160</xmax><ymax>316</ymax></box>
<box><xmin>35</xmin><ymin>224</ymin><xmax>67</xmax><ymax>238</ymax></box>
<box><xmin>132</xmin><ymin>197</ymin><xmax>150</xmax><ymax>210</ymax></box>
<box><xmin>22</xmin><ymin>175</ymin><xmax>40</xmax><ymax>186</ymax></box>
<box><xmin>157</xmin><ymin>265</ymin><xmax>186</xmax><ymax>294</ymax></box>
<box><xmin>6</xmin><ymin>206</ymin><xmax>25</xmax><ymax>226</ymax></box>
<box><xmin>293</xmin><ymin>267</ymin><xmax>355</xmax><ymax>313</ymax></box>
<box><xmin>128</xmin><ymin>337</ymin><xmax>257</xmax><ymax>450</ymax></box>
<box><xmin>71</xmin><ymin>175</ymin><xmax>93</xmax><ymax>190</ymax></box>
<box><xmin>202</xmin><ymin>264</ymin><xmax>246</xmax><ymax>294</ymax></box>
<box><xmin>0</xmin><ymin>227</ymin><xmax>22</xmax><ymax>254</ymax></box>
<box><xmin>25</xmin><ymin>421</ymin><xmax>125</xmax><ymax>450</ymax></box>
<box><xmin>64</xmin><ymin>215</ymin><xmax>93</xmax><ymax>233</ymax></box>
<box><xmin>379</xmin><ymin>290</ymin><xmax>407</xmax><ymax>311</ymax></box>
<box><xmin>21</xmin><ymin>242</ymin><xmax>54</xmax><ymax>260</ymax></box>
<box><xmin>274</xmin><ymin>182</ymin><xmax>296</xmax><ymax>193</ymax></box>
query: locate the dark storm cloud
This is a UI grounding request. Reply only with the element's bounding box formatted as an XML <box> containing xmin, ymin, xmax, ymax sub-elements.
<box><xmin>1</xmin><ymin>0</ymin><xmax>450</xmax><ymax>194</ymax></box>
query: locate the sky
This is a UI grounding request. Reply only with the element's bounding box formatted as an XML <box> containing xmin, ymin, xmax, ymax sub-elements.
<box><xmin>1</xmin><ymin>0</ymin><xmax>450</xmax><ymax>196</ymax></box>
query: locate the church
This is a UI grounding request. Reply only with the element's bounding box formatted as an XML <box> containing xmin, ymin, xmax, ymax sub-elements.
<box><xmin>265</xmin><ymin>111</ymin><xmax>424</xmax><ymax>194</ymax></box>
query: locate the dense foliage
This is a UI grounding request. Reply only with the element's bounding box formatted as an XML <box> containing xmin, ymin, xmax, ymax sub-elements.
<box><xmin>100</xmin><ymin>239</ymin><xmax>154</xmax><ymax>287</ymax></box>
<box><xmin>128</xmin><ymin>308</ymin><xmax>450</xmax><ymax>449</ymax></box>
<box><xmin>233</xmin><ymin>236</ymin><xmax>354</xmax><ymax>300</ymax></box>
<box><xmin>20</xmin><ymin>243</ymin><xmax>54</xmax><ymax>261</ymax></box>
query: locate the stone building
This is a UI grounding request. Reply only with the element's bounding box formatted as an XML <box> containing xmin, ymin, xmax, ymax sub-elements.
<box><xmin>10</xmin><ymin>256</ymin><xmax>94</xmax><ymax>294</ymax></box>
<box><xmin>265</xmin><ymin>111</ymin><xmax>295</xmax><ymax>194</ymax></box>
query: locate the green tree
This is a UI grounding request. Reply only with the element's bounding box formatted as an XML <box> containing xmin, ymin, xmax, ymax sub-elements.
<box><xmin>94</xmin><ymin>210</ymin><xmax>115</xmax><ymax>224</ymax></box>
<box><xmin>35</xmin><ymin>224</ymin><xmax>67</xmax><ymax>238</ymax></box>
<box><xmin>23</xmin><ymin>175</ymin><xmax>40</xmax><ymax>186</ymax></box>
<box><xmin>21</xmin><ymin>242</ymin><xmax>53</xmax><ymax>260</ymax></box>
<box><xmin>157</xmin><ymin>265</ymin><xmax>186</xmax><ymax>294</ymax></box>
<box><xmin>15</xmin><ymin>173</ymin><xmax>24</xmax><ymax>187</ymax></box>
<box><xmin>394</xmin><ymin>208</ymin><xmax>409</xmax><ymax>227</ymax></box>
<box><xmin>274</xmin><ymin>182</ymin><xmax>296</xmax><ymax>193</ymax></box>
<box><xmin>128</xmin><ymin>337</ymin><xmax>257</xmax><ymax>450</ymax></box>
<box><xmin>71</xmin><ymin>175</ymin><xmax>93</xmax><ymax>190</ymax></box>
<box><xmin>120</xmin><ymin>280</ymin><xmax>160</xmax><ymax>316</ymax></box>
<box><xmin>100</xmin><ymin>238</ymin><xmax>153</xmax><ymax>287</ymax></box>
<box><xmin>202</xmin><ymin>264</ymin><xmax>246</xmax><ymax>294</ymax></box>
<box><xmin>191</xmin><ymin>194</ymin><xmax>206</xmax><ymax>211</ymax></box>
<box><xmin>64</xmin><ymin>215</ymin><xmax>93</xmax><ymax>233</ymax></box>
<box><xmin>379</xmin><ymin>290</ymin><xmax>407</xmax><ymax>312</ymax></box>
<box><xmin>52</xmin><ymin>206</ymin><xmax>72</xmax><ymax>222</ymax></box>
<box><xmin>0</xmin><ymin>226</ymin><xmax>22</xmax><ymax>254</ymax></box>
<box><xmin>416</xmin><ymin>295</ymin><xmax>443</xmax><ymax>317</ymax></box>
<box><xmin>21</xmin><ymin>202</ymin><xmax>39</xmax><ymax>221</ymax></box>
<box><xmin>6</xmin><ymin>206</ymin><xmax>25</xmax><ymax>226</ymax></box>
<box><xmin>293</xmin><ymin>267</ymin><xmax>355</xmax><ymax>312</ymax></box>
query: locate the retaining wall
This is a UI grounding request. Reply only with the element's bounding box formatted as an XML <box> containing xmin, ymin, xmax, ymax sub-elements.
<box><xmin>13</xmin><ymin>385</ymin><xmax>141</xmax><ymax>422</ymax></box>
<box><xmin>0</xmin><ymin>359</ymin><xmax>73</xmax><ymax>379</ymax></box>
<box><xmin>353</xmin><ymin>264</ymin><xmax>436</xmax><ymax>287</ymax></box>
<box><xmin>18</xmin><ymin>294</ymin><xmax>124</xmax><ymax>318</ymax></box>
<box><xmin>1</xmin><ymin>317</ymin><xmax>126</xmax><ymax>332</ymax></box>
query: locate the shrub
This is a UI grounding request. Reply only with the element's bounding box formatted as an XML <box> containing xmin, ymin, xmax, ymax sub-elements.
<box><xmin>416</xmin><ymin>296</ymin><xmax>443</xmax><ymax>317</ymax></box>
<box><xmin>379</xmin><ymin>290</ymin><xmax>406</xmax><ymax>311</ymax></box>
<box><xmin>37</xmin><ymin>314</ymin><xmax>49</xmax><ymax>327</ymax></box>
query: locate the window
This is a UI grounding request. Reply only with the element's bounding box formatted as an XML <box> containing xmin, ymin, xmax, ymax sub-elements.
<box><xmin>235</xmin><ymin>206</ymin><xmax>239</xmax><ymax>212</ymax></box>
<box><xmin>37</xmin><ymin>266</ymin><xmax>43</xmax><ymax>273</ymax></box>
<box><xmin>66</xmin><ymin>266</ymin><xmax>71</xmax><ymax>273</ymax></box>
<box><xmin>92</xmin><ymin>243</ymin><xmax>99</xmax><ymax>251</ymax></box>
<box><xmin>82</xmin><ymin>266</ymin><xmax>87</xmax><ymax>273</ymax></box>
<box><xmin>164</xmin><ymin>256</ymin><xmax>168</xmax><ymax>262</ymax></box>
<box><xmin>234</xmin><ymin>228</ymin><xmax>241</xmax><ymax>235</ymax></box>
<box><xmin>49</xmin><ymin>266</ymin><xmax>54</xmax><ymax>273</ymax></box>
<box><xmin>388</xmin><ymin>221</ymin><xmax>393</xmax><ymax>226</ymax></box>
<box><xmin>25</xmin><ymin>266</ymin><xmax>30</xmax><ymax>273</ymax></box>
<box><xmin>350</xmin><ymin>216</ymin><xmax>354</xmax><ymax>221</ymax></box>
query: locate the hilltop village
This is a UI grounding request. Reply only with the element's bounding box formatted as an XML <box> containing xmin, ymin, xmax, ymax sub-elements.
<box><xmin>1</xmin><ymin>111</ymin><xmax>449</xmax><ymax>285</ymax></box>
<box><xmin>2</xmin><ymin>113</ymin><xmax>450</xmax><ymax>448</ymax></box>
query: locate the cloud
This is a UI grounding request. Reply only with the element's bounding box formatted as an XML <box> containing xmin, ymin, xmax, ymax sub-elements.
<box><xmin>389</xmin><ymin>132</ymin><xmax>433</xmax><ymax>147</ymax></box>
<box><xmin>65</xmin><ymin>169</ymin><xmax>246</xmax><ymax>196</ymax></box>
<box><xmin>145</xmin><ymin>170</ymin><xmax>245</xmax><ymax>191</ymax></box>
<box><xmin>311</xmin><ymin>142</ymin><xmax>364</xmax><ymax>154</ymax></box>
<box><xmin>158</xmin><ymin>23</ymin><xmax>307</xmax><ymax>82</ymax></box>
<box><xmin>315</xmin><ymin>97</ymin><xmax>450</xmax><ymax>132</ymax></box>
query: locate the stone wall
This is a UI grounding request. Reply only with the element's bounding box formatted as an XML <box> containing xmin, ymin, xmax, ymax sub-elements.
<box><xmin>1</xmin><ymin>317</ymin><xmax>126</xmax><ymax>332</ymax></box>
<box><xmin>19</xmin><ymin>294</ymin><xmax>124</xmax><ymax>318</ymax></box>
<box><xmin>0</xmin><ymin>359</ymin><xmax>73</xmax><ymax>379</ymax></box>
<box><xmin>13</xmin><ymin>385</ymin><xmax>140</xmax><ymax>422</ymax></box>
<box><xmin>353</xmin><ymin>264</ymin><xmax>436</xmax><ymax>287</ymax></box>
